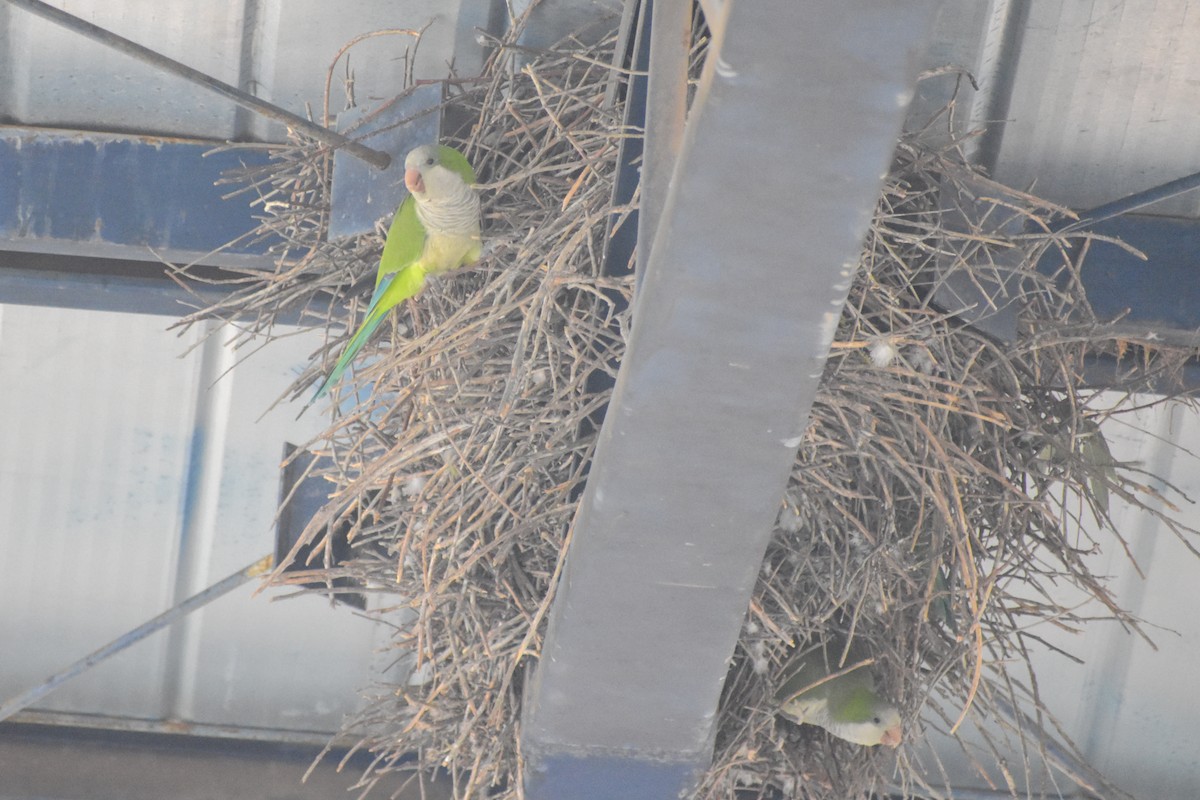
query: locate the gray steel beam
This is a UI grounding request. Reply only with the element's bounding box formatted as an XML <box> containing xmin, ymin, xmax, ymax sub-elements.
<box><xmin>520</xmin><ymin>1</ymin><xmax>942</xmax><ymax>798</ymax></box>
<box><xmin>637</xmin><ymin>0</ymin><xmax>690</xmax><ymax>289</ymax></box>
<box><xmin>0</xmin><ymin>251</ymin><xmax>334</xmax><ymax>322</ymax></box>
<box><xmin>0</xmin><ymin>252</ymin><xmax>215</xmax><ymax>315</ymax></box>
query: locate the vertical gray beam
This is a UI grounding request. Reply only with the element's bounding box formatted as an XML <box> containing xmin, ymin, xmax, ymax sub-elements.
<box><xmin>636</xmin><ymin>0</ymin><xmax>691</xmax><ymax>285</ymax></box>
<box><xmin>521</xmin><ymin>1</ymin><xmax>942</xmax><ymax>798</ymax></box>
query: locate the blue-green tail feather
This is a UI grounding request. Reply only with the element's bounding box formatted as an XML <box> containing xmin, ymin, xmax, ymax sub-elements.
<box><xmin>311</xmin><ymin>307</ymin><xmax>389</xmax><ymax>400</ymax></box>
<box><xmin>311</xmin><ymin>265</ymin><xmax>428</xmax><ymax>401</ymax></box>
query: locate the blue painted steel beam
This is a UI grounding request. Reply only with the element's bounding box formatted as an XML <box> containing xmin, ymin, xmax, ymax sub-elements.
<box><xmin>0</xmin><ymin>251</ymin><xmax>340</xmax><ymax>323</ymax></box>
<box><xmin>602</xmin><ymin>0</ymin><xmax>648</xmax><ymax>289</ymax></box>
<box><xmin>1061</xmin><ymin>214</ymin><xmax>1200</xmax><ymax>332</ymax></box>
<box><xmin>637</xmin><ymin>0</ymin><xmax>690</xmax><ymax>291</ymax></box>
<box><xmin>519</xmin><ymin>1</ymin><xmax>942</xmax><ymax>798</ymax></box>
<box><xmin>1044</xmin><ymin>213</ymin><xmax>1200</xmax><ymax>391</ymax></box>
<box><xmin>0</xmin><ymin>252</ymin><xmax>234</xmax><ymax>315</ymax></box>
<box><xmin>0</xmin><ymin>127</ymin><xmax>277</xmax><ymax>269</ymax></box>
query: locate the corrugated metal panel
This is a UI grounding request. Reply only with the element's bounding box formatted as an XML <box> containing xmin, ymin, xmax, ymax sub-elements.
<box><xmin>0</xmin><ymin>0</ymin><xmax>489</xmax><ymax>141</ymax></box>
<box><xmin>0</xmin><ymin>1</ymin><xmax>248</xmax><ymax>138</ymax></box>
<box><xmin>0</xmin><ymin>298</ymin><xmax>397</xmax><ymax>734</ymax></box>
<box><xmin>0</xmin><ymin>304</ymin><xmax>196</xmax><ymax>718</ymax></box>
<box><xmin>1051</xmin><ymin>402</ymin><xmax>1200</xmax><ymax>797</ymax></box>
<box><xmin>985</xmin><ymin>0</ymin><xmax>1200</xmax><ymax>217</ymax></box>
<box><xmin>246</xmin><ymin>0</ymin><xmax>490</xmax><ymax>141</ymax></box>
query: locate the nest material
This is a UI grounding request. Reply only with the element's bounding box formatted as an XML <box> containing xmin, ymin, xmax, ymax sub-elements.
<box><xmin>173</xmin><ymin>11</ymin><xmax>1200</xmax><ymax>800</ymax></box>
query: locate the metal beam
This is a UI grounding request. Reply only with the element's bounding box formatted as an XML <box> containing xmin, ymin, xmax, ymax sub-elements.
<box><xmin>602</xmin><ymin>0</ymin><xmax>650</xmax><ymax>288</ymax></box>
<box><xmin>0</xmin><ymin>251</ymin><xmax>339</xmax><ymax>322</ymax></box>
<box><xmin>0</xmin><ymin>128</ymin><xmax>277</xmax><ymax>269</ymax></box>
<box><xmin>1046</xmin><ymin>214</ymin><xmax>1200</xmax><ymax>348</ymax></box>
<box><xmin>520</xmin><ymin>1</ymin><xmax>942</xmax><ymax>798</ymax></box>
<box><xmin>0</xmin><ymin>252</ymin><xmax>222</xmax><ymax>315</ymax></box>
<box><xmin>637</xmin><ymin>0</ymin><xmax>691</xmax><ymax>289</ymax></box>
<box><xmin>0</xmin><ymin>723</ymin><xmax>449</xmax><ymax>800</ymax></box>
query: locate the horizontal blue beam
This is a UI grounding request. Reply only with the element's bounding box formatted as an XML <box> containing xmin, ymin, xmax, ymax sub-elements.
<box><xmin>524</xmin><ymin>755</ymin><xmax>697</xmax><ymax>800</ymax></box>
<box><xmin>0</xmin><ymin>127</ymin><xmax>277</xmax><ymax>269</ymax></box>
<box><xmin>1052</xmin><ymin>214</ymin><xmax>1200</xmax><ymax>331</ymax></box>
<box><xmin>0</xmin><ymin>251</ymin><xmax>223</xmax><ymax>315</ymax></box>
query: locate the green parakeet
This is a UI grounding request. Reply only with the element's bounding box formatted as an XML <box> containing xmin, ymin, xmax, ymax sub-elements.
<box><xmin>313</xmin><ymin>144</ymin><xmax>482</xmax><ymax>400</ymax></box>
<box><xmin>775</xmin><ymin>636</ymin><xmax>902</xmax><ymax>748</ymax></box>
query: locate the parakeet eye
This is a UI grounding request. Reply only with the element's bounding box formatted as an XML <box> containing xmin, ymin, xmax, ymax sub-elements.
<box><xmin>425</xmin><ymin>157</ymin><xmax>435</xmax><ymax>166</ymax></box>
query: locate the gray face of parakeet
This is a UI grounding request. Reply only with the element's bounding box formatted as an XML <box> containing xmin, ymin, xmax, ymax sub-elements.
<box><xmin>775</xmin><ymin>638</ymin><xmax>903</xmax><ymax>748</ymax></box>
<box><xmin>403</xmin><ymin>145</ymin><xmax>480</xmax><ymax>238</ymax></box>
<box><xmin>403</xmin><ymin>144</ymin><xmax>441</xmax><ymax>196</ymax></box>
<box><xmin>822</xmin><ymin>700</ymin><xmax>902</xmax><ymax>748</ymax></box>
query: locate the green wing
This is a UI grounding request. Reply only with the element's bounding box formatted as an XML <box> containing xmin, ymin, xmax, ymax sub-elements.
<box><xmin>377</xmin><ymin>193</ymin><xmax>424</xmax><ymax>286</ymax></box>
<box><xmin>311</xmin><ymin>263</ymin><xmax>427</xmax><ymax>400</ymax></box>
<box><xmin>313</xmin><ymin>196</ymin><xmax>426</xmax><ymax>401</ymax></box>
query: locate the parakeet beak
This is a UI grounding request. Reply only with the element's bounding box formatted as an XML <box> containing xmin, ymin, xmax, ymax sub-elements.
<box><xmin>405</xmin><ymin>168</ymin><xmax>425</xmax><ymax>195</ymax></box>
<box><xmin>880</xmin><ymin>725</ymin><xmax>902</xmax><ymax>748</ymax></box>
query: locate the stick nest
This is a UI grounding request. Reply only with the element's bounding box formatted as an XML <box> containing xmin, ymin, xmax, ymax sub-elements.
<box><xmin>173</xmin><ymin>13</ymin><xmax>1200</xmax><ymax>800</ymax></box>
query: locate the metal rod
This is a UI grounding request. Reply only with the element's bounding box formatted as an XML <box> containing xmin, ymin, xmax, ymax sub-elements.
<box><xmin>2</xmin><ymin>0</ymin><xmax>392</xmax><ymax>170</ymax></box>
<box><xmin>7</xmin><ymin>709</ymin><xmax>336</xmax><ymax>745</ymax></box>
<box><xmin>0</xmin><ymin>554</ymin><xmax>274</xmax><ymax>723</ymax></box>
<box><xmin>1062</xmin><ymin>168</ymin><xmax>1200</xmax><ymax>232</ymax></box>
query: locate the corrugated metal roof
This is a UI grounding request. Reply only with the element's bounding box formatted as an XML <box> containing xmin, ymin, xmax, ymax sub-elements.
<box><xmin>990</xmin><ymin>0</ymin><xmax>1200</xmax><ymax>218</ymax></box>
<box><xmin>915</xmin><ymin>0</ymin><xmax>1200</xmax><ymax>219</ymax></box>
<box><xmin>0</xmin><ymin>303</ymin><xmax>395</xmax><ymax>735</ymax></box>
<box><xmin>917</xmin><ymin>398</ymin><xmax>1200</xmax><ymax>798</ymax></box>
<box><xmin>0</xmin><ymin>0</ymin><xmax>488</xmax><ymax>140</ymax></box>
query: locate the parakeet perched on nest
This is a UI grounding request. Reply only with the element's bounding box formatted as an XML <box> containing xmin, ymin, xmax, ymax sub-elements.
<box><xmin>313</xmin><ymin>144</ymin><xmax>482</xmax><ymax>399</ymax></box>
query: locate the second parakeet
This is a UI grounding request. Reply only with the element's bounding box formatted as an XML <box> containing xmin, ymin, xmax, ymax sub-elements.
<box><xmin>775</xmin><ymin>635</ymin><xmax>903</xmax><ymax>748</ymax></box>
<box><xmin>312</xmin><ymin>144</ymin><xmax>482</xmax><ymax>400</ymax></box>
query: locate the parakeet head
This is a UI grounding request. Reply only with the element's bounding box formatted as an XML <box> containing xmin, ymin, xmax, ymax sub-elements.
<box><xmin>404</xmin><ymin>144</ymin><xmax>472</xmax><ymax>200</ymax></box>
<box><xmin>828</xmin><ymin>699</ymin><xmax>903</xmax><ymax>748</ymax></box>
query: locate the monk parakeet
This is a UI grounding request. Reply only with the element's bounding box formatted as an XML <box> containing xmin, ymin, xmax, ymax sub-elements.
<box><xmin>313</xmin><ymin>144</ymin><xmax>482</xmax><ymax>399</ymax></box>
<box><xmin>775</xmin><ymin>636</ymin><xmax>902</xmax><ymax>748</ymax></box>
